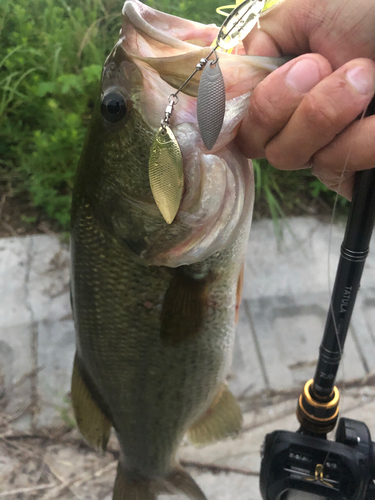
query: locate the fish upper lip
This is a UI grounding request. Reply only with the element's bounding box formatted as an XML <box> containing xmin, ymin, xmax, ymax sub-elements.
<box><xmin>115</xmin><ymin>1</ymin><xmax>273</xmax><ymax>266</ymax></box>
<box><xmin>123</xmin><ymin>0</ymin><xmax>220</xmax><ymax>53</ymax></box>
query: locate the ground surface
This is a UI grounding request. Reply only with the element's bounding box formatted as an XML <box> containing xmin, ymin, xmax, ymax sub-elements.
<box><xmin>2</xmin><ymin>385</ymin><xmax>375</xmax><ymax>500</ymax></box>
<box><xmin>1</xmin><ymin>214</ymin><xmax>373</xmax><ymax>499</ymax></box>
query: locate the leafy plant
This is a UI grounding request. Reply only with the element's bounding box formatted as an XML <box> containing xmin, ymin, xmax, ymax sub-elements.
<box><xmin>253</xmin><ymin>158</ymin><xmax>289</xmax><ymax>238</ymax></box>
<box><xmin>147</xmin><ymin>0</ymin><xmax>223</xmax><ymax>24</ymax></box>
<box><xmin>0</xmin><ymin>0</ymin><xmax>226</xmax><ymax>229</ymax></box>
<box><xmin>309</xmin><ymin>177</ymin><xmax>349</xmax><ymax>210</ymax></box>
<box><xmin>0</xmin><ymin>0</ymin><xmax>121</xmax><ymax>227</ymax></box>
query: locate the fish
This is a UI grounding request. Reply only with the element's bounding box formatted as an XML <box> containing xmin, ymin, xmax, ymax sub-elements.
<box><xmin>70</xmin><ymin>1</ymin><xmax>287</xmax><ymax>499</ymax></box>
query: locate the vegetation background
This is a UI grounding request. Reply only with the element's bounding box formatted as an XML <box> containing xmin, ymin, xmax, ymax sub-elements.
<box><xmin>0</xmin><ymin>0</ymin><xmax>344</xmax><ymax>235</ymax></box>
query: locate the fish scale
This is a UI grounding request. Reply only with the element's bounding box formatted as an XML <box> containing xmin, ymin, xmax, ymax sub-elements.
<box><xmin>72</xmin><ymin>198</ymin><xmax>240</xmax><ymax>477</ymax></box>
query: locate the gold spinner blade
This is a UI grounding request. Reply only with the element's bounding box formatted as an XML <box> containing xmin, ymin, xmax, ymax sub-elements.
<box><xmin>149</xmin><ymin>126</ymin><xmax>184</xmax><ymax>224</ymax></box>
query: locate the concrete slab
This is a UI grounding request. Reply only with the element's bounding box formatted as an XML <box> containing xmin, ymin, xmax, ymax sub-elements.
<box><xmin>0</xmin><ymin>235</ymin><xmax>72</xmax><ymax>429</ymax></box>
<box><xmin>37</xmin><ymin>318</ymin><xmax>75</xmax><ymax>428</ymax></box>
<box><xmin>28</xmin><ymin>236</ymin><xmax>71</xmax><ymax>323</ymax></box>
<box><xmin>247</xmin><ymin>293</ymin><xmax>367</xmax><ymax>391</ymax></box>
<box><xmin>229</xmin><ymin>305</ymin><xmax>268</xmax><ymax>398</ymax></box>
<box><xmin>2</xmin><ymin>216</ymin><xmax>375</xmax><ymax>433</ymax></box>
<box><xmin>0</xmin><ymin>324</ymin><xmax>33</xmax><ymax>430</ymax></box>
<box><xmin>0</xmin><ymin>238</ymin><xmax>34</xmax><ymax>429</ymax></box>
<box><xmin>243</xmin><ymin>217</ymin><xmax>346</xmax><ymax>301</ymax></box>
<box><xmin>339</xmin><ymin>388</ymin><xmax>375</xmax><ymax>437</ymax></box>
<box><xmin>349</xmin><ymin>293</ymin><xmax>375</xmax><ymax>374</ymax></box>
<box><xmin>0</xmin><ymin>236</ymin><xmax>31</xmax><ymax>328</ymax></box>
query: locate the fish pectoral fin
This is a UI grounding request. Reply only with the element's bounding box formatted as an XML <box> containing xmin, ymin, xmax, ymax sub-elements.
<box><xmin>71</xmin><ymin>354</ymin><xmax>111</xmax><ymax>451</ymax></box>
<box><xmin>113</xmin><ymin>463</ymin><xmax>207</xmax><ymax>500</ymax></box>
<box><xmin>188</xmin><ymin>384</ymin><xmax>243</xmax><ymax>445</ymax></box>
<box><xmin>160</xmin><ymin>270</ymin><xmax>209</xmax><ymax>344</ymax></box>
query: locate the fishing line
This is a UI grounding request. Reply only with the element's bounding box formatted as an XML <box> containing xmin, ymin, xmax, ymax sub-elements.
<box><xmin>168</xmin><ymin>0</ymin><xmax>269</xmax><ymax>101</ymax></box>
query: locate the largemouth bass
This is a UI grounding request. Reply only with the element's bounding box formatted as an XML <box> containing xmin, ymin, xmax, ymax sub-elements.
<box><xmin>70</xmin><ymin>1</ymin><xmax>286</xmax><ymax>499</ymax></box>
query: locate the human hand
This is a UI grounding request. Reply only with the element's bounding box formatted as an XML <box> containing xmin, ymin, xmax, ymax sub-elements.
<box><xmin>237</xmin><ymin>0</ymin><xmax>375</xmax><ymax>198</ymax></box>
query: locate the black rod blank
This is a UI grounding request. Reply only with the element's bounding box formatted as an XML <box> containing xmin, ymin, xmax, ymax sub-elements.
<box><xmin>312</xmin><ymin>99</ymin><xmax>375</xmax><ymax>399</ymax></box>
<box><xmin>313</xmin><ymin>168</ymin><xmax>375</xmax><ymax>398</ymax></box>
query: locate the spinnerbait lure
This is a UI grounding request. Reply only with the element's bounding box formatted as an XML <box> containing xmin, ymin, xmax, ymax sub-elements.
<box><xmin>149</xmin><ymin>0</ymin><xmax>283</xmax><ymax>224</ymax></box>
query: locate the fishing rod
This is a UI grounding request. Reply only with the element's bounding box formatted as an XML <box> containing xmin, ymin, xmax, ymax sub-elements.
<box><xmin>259</xmin><ymin>98</ymin><xmax>375</xmax><ymax>500</ymax></box>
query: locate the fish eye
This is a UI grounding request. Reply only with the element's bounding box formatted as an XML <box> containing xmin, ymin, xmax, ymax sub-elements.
<box><xmin>101</xmin><ymin>90</ymin><xmax>127</xmax><ymax>123</ymax></box>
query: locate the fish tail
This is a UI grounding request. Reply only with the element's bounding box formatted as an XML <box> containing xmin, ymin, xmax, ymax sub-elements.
<box><xmin>166</xmin><ymin>467</ymin><xmax>208</xmax><ymax>500</ymax></box>
<box><xmin>113</xmin><ymin>463</ymin><xmax>207</xmax><ymax>500</ymax></box>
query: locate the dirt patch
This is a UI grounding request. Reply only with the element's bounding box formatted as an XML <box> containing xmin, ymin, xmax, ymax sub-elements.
<box><xmin>3</xmin><ymin>383</ymin><xmax>375</xmax><ymax>499</ymax></box>
<box><xmin>0</xmin><ymin>419</ymin><xmax>118</xmax><ymax>500</ymax></box>
<box><xmin>0</xmin><ymin>422</ymin><xmax>258</xmax><ymax>500</ymax></box>
<box><xmin>0</xmin><ymin>190</ymin><xmax>62</xmax><ymax>239</ymax></box>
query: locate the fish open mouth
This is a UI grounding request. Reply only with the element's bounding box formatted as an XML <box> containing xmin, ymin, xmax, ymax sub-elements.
<box><xmin>122</xmin><ymin>0</ymin><xmax>285</xmax><ymax>100</ymax></box>
<box><xmin>142</xmin><ymin>122</ymin><xmax>254</xmax><ymax>267</ymax></box>
<box><xmin>115</xmin><ymin>0</ymin><xmax>287</xmax><ymax>267</ymax></box>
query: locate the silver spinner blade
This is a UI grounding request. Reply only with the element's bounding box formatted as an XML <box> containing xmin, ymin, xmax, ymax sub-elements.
<box><xmin>197</xmin><ymin>60</ymin><xmax>226</xmax><ymax>150</ymax></box>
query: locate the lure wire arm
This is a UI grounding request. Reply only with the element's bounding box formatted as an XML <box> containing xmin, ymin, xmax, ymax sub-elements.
<box><xmin>162</xmin><ymin>0</ymin><xmax>262</xmax><ymax>109</ymax></box>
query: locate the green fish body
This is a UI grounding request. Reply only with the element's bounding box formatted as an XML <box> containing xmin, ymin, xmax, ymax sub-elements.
<box><xmin>70</xmin><ymin>1</ymin><xmax>286</xmax><ymax>498</ymax></box>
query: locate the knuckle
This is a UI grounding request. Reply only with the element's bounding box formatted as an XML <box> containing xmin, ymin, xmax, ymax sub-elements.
<box><xmin>249</xmin><ymin>84</ymin><xmax>279</xmax><ymax>129</ymax></box>
<box><xmin>302</xmin><ymin>92</ymin><xmax>341</xmax><ymax>133</ymax></box>
<box><xmin>265</xmin><ymin>143</ymin><xmax>298</xmax><ymax>170</ymax></box>
<box><xmin>312</xmin><ymin>149</ymin><xmax>330</xmax><ymax>170</ymax></box>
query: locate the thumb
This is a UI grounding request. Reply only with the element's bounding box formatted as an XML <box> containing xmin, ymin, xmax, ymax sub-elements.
<box><xmin>243</xmin><ymin>0</ymin><xmax>313</xmax><ymax>56</ymax></box>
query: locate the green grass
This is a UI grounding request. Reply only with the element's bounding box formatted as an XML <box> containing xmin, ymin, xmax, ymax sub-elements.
<box><xmin>0</xmin><ymin>0</ymin><xmax>346</xmax><ymax>230</ymax></box>
<box><xmin>0</xmin><ymin>0</ymin><xmax>122</xmax><ymax>227</ymax></box>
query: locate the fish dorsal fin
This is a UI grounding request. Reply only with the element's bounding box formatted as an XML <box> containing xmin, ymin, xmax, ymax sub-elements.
<box><xmin>71</xmin><ymin>354</ymin><xmax>112</xmax><ymax>451</ymax></box>
<box><xmin>160</xmin><ymin>270</ymin><xmax>209</xmax><ymax>344</ymax></box>
<box><xmin>188</xmin><ymin>384</ymin><xmax>243</xmax><ymax>445</ymax></box>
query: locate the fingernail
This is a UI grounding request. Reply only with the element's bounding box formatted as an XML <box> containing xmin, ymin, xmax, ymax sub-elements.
<box><xmin>285</xmin><ymin>58</ymin><xmax>321</xmax><ymax>93</ymax></box>
<box><xmin>346</xmin><ymin>65</ymin><xmax>375</xmax><ymax>95</ymax></box>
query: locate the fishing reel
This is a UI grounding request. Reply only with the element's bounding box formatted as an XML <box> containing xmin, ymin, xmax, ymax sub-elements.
<box><xmin>259</xmin><ymin>122</ymin><xmax>375</xmax><ymax>500</ymax></box>
<box><xmin>260</xmin><ymin>401</ymin><xmax>375</xmax><ymax>500</ymax></box>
